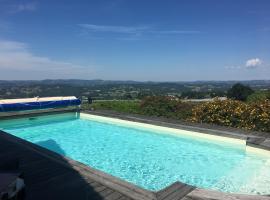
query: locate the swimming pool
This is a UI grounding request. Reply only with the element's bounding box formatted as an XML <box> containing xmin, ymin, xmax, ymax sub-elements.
<box><xmin>0</xmin><ymin>112</ymin><xmax>270</xmax><ymax>195</ymax></box>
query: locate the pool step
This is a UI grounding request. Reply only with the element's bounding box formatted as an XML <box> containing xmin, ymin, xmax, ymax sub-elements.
<box><xmin>238</xmin><ymin>160</ymin><xmax>270</xmax><ymax>195</ymax></box>
<box><xmin>212</xmin><ymin>158</ymin><xmax>256</xmax><ymax>194</ymax></box>
<box><xmin>213</xmin><ymin>159</ymin><xmax>270</xmax><ymax>195</ymax></box>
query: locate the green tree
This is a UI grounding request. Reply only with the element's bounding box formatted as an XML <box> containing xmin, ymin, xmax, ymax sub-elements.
<box><xmin>247</xmin><ymin>90</ymin><xmax>270</xmax><ymax>103</ymax></box>
<box><xmin>227</xmin><ymin>83</ymin><xmax>254</xmax><ymax>101</ymax></box>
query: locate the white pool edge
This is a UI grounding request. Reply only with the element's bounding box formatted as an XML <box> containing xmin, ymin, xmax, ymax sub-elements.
<box><xmin>80</xmin><ymin>113</ymin><xmax>246</xmax><ymax>146</ymax></box>
<box><xmin>246</xmin><ymin>146</ymin><xmax>270</xmax><ymax>156</ymax></box>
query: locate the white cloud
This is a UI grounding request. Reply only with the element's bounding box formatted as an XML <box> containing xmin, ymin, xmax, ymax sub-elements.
<box><xmin>246</xmin><ymin>58</ymin><xmax>262</xmax><ymax>69</ymax></box>
<box><xmin>0</xmin><ymin>40</ymin><xmax>94</xmax><ymax>79</ymax></box>
<box><xmin>8</xmin><ymin>2</ymin><xmax>37</xmax><ymax>14</ymax></box>
<box><xmin>226</xmin><ymin>58</ymin><xmax>264</xmax><ymax>70</ymax></box>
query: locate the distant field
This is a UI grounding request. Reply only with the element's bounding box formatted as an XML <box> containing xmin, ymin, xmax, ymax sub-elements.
<box><xmin>82</xmin><ymin>100</ymin><xmax>141</xmax><ymax>114</ymax></box>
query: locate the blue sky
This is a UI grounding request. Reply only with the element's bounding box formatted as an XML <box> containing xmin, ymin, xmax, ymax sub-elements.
<box><xmin>0</xmin><ymin>0</ymin><xmax>269</xmax><ymax>81</ymax></box>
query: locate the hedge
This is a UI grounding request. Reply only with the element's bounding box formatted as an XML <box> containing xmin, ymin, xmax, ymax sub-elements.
<box><xmin>190</xmin><ymin>99</ymin><xmax>270</xmax><ymax>132</ymax></box>
<box><xmin>139</xmin><ymin>96</ymin><xmax>195</xmax><ymax>120</ymax></box>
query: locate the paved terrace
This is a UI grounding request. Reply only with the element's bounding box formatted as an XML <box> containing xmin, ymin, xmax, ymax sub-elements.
<box><xmin>0</xmin><ymin>110</ymin><xmax>269</xmax><ymax>200</ymax></box>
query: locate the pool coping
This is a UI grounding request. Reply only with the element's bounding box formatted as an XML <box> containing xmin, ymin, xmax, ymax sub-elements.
<box><xmin>0</xmin><ymin>110</ymin><xmax>270</xmax><ymax>200</ymax></box>
<box><xmin>83</xmin><ymin>110</ymin><xmax>270</xmax><ymax>153</ymax></box>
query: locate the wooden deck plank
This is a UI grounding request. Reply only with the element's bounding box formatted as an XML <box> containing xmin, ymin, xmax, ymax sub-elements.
<box><xmin>98</xmin><ymin>188</ymin><xmax>115</xmax><ymax>197</ymax></box>
<box><xmin>104</xmin><ymin>191</ymin><xmax>123</xmax><ymax>200</ymax></box>
<box><xmin>93</xmin><ymin>185</ymin><xmax>108</xmax><ymax>193</ymax></box>
<box><xmin>160</xmin><ymin>185</ymin><xmax>194</xmax><ymax>200</ymax></box>
<box><xmin>118</xmin><ymin>196</ymin><xmax>132</xmax><ymax>200</ymax></box>
<box><xmin>156</xmin><ymin>182</ymin><xmax>190</xmax><ymax>200</ymax></box>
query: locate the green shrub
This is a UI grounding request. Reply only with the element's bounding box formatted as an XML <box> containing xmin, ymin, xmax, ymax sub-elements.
<box><xmin>247</xmin><ymin>91</ymin><xmax>270</xmax><ymax>103</ymax></box>
<box><xmin>139</xmin><ymin>96</ymin><xmax>195</xmax><ymax>120</ymax></box>
<box><xmin>84</xmin><ymin>97</ymin><xmax>195</xmax><ymax>120</ymax></box>
<box><xmin>87</xmin><ymin>100</ymin><xmax>140</xmax><ymax>114</ymax></box>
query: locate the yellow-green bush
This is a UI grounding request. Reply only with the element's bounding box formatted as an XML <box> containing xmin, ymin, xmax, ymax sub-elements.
<box><xmin>190</xmin><ymin>99</ymin><xmax>270</xmax><ymax>132</ymax></box>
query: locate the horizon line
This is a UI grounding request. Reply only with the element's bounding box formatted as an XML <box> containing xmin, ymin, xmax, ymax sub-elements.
<box><xmin>0</xmin><ymin>79</ymin><xmax>269</xmax><ymax>83</ymax></box>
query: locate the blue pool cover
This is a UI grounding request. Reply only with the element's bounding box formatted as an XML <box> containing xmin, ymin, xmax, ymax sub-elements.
<box><xmin>0</xmin><ymin>98</ymin><xmax>81</xmax><ymax>112</ymax></box>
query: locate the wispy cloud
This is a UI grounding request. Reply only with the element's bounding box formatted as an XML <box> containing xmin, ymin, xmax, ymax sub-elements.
<box><xmin>12</xmin><ymin>3</ymin><xmax>36</xmax><ymax>13</ymax></box>
<box><xmin>0</xmin><ymin>2</ymin><xmax>37</xmax><ymax>14</ymax></box>
<box><xmin>226</xmin><ymin>58</ymin><xmax>264</xmax><ymax>70</ymax></box>
<box><xmin>78</xmin><ymin>24</ymin><xmax>201</xmax><ymax>39</ymax></box>
<box><xmin>78</xmin><ymin>24</ymin><xmax>149</xmax><ymax>34</ymax></box>
<box><xmin>225</xmin><ymin>65</ymin><xmax>242</xmax><ymax>70</ymax></box>
<box><xmin>0</xmin><ymin>40</ymin><xmax>94</xmax><ymax>79</ymax></box>
<box><xmin>149</xmin><ymin>30</ymin><xmax>201</xmax><ymax>34</ymax></box>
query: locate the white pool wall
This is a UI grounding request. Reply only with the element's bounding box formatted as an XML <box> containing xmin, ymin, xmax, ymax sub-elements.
<box><xmin>246</xmin><ymin>146</ymin><xmax>270</xmax><ymax>156</ymax></box>
<box><xmin>80</xmin><ymin>113</ymin><xmax>246</xmax><ymax>146</ymax></box>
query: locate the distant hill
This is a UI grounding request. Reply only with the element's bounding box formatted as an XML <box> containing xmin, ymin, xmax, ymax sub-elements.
<box><xmin>0</xmin><ymin>79</ymin><xmax>269</xmax><ymax>86</ymax></box>
<box><xmin>0</xmin><ymin>79</ymin><xmax>269</xmax><ymax>100</ymax></box>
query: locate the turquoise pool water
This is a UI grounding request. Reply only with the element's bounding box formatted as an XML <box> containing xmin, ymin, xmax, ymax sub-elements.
<box><xmin>1</xmin><ymin>113</ymin><xmax>270</xmax><ymax>195</ymax></box>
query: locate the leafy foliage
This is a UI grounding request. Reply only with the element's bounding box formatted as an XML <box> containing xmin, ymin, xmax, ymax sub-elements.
<box><xmin>181</xmin><ymin>90</ymin><xmax>226</xmax><ymax>99</ymax></box>
<box><xmin>247</xmin><ymin>90</ymin><xmax>270</xmax><ymax>103</ymax></box>
<box><xmin>227</xmin><ymin>83</ymin><xmax>254</xmax><ymax>101</ymax></box>
<box><xmin>139</xmin><ymin>96</ymin><xmax>195</xmax><ymax>120</ymax></box>
<box><xmin>190</xmin><ymin>99</ymin><xmax>270</xmax><ymax>132</ymax></box>
<box><xmin>83</xmin><ymin>96</ymin><xmax>270</xmax><ymax>133</ymax></box>
<box><xmin>83</xmin><ymin>97</ymin><xmax>195</xmax><ymax>120</ymax></box>
<box><xmin>82</xmin><ymin>100</ymin><xmax>141</xmax><ymax>114</ymax></box>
